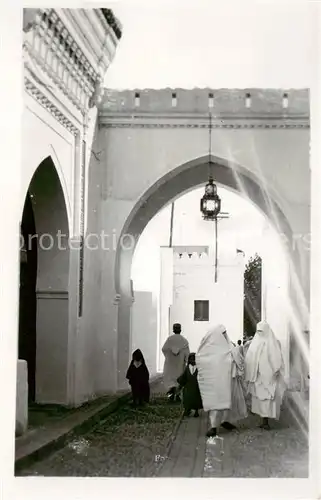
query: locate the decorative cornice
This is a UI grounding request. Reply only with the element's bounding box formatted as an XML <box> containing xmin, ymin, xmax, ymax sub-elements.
<box><xmin>100</xmin><ymin>8</ymin><xmax>122</xmax><ymax>40</ymax></box>
<box><xmin>42</xmin><ymin>9</ymin><xmax>98</xmax><ymax>86</ymax></box>
<box><xmin>99</xmin><ymin>119</ymin><xmax>309</xmax><ymax>130</ymax></box>
<box><xmin>23</xmin><ymin>46</ymin><xmax>86</xmax><ymax>116</ymax></box>
<box><xmin>23</xmin><ymin>8</ymin><xmax>121</xmax><ymax>113</ymax></box>
<box><xmin>25</xmin><ymin>77</ymin><xmax>79</xmax><ymax>135</ymax></box>
<box><xmin>25</xmin><ymin>9</ymin><xmax>97</xmax><ymax>112</ymax></box>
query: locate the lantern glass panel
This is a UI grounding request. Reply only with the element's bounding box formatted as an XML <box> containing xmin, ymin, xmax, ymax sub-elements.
<box><xmin>205</xmin><ymin>199</ymin><xmax>216</xmax><ymax>212</ymax></box>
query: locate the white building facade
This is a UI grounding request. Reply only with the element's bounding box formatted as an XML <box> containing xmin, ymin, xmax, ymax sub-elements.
<box><xmin>159</xmin><ymin>245</ymin><xmax>245</xmax><ymax>360</ymax></box>
<box><xmin>18</xmin><ymin>8</ymin><xmax>122</xmax><ymax>433</ymax></box>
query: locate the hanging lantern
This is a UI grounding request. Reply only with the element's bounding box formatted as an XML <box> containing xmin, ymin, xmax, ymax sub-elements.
<box><xmin>200</xmin><ymin>177</ymin><xmax>221</xmax><ymax>220</ymax></box>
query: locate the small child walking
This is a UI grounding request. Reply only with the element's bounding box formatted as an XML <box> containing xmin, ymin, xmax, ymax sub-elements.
<box><xmin>126</xmin><ymin>349</ymin><xmax>150</xmax><ymax>407</ymax></box>
<box><xmin>177</xmin><ymin>353</ymin><xmax>203</xmax><ymax>417</ymax></box>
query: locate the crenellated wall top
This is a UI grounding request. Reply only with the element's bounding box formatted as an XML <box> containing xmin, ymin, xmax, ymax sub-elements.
<box><xmin>99</xmin><ymin>88</ymin><xmax>309</xmax><ymax>118</ymax></box>
<box><xmin>172</xmin><ymin>245</ymin><xmax>209</xmax><ymax>258</ymax></box>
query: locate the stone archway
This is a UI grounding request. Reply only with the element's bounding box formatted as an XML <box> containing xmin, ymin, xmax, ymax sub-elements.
<box><xmin>19</xmin><ymin>156</ymin><xmax>70</xmax><ymax>404</ymax></box>
<box><xmin>114</xmin><ymin>155</ymin><xmax>308</xmax><ymax>389</ymax></box>
<box><xmin>19</xmin><ymin>192</ymin><xmax>37</xmax><ymax>401</ymax></box>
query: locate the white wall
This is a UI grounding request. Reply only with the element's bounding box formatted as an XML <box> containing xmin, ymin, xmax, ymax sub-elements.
<box><xmin>160</xmin><ymin>247</ymin><xmax>244</xmax><ymax>353</ymax></box>
<box><xmin>100</xmin><ymin>93</ymin><xmax>310</xmax><ymax>391</ymax></box>
<box><xmin>261</xmin><ymin>223</ymin><xmax>290</xmax><ymax>383</ymax></box>
<box><xmin>22</xmin><ymin>95</ymin><xmax>75</xmax><ymax>229</ymax></box>
<box><xmin>131</xmin><ymin>291</ymin><xmax>158</xmax><ymax>376</ymax></box>
<box><xmin>158</xmin><ymin>247</ymin><xmax>174</xmax><ymax>370</ymax></box>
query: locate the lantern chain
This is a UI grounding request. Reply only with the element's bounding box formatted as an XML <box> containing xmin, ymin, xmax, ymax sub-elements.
<box><xmin>208</xmin><ymin>112</ymin><xmax>212</xmax><ymax>180</ymax></box>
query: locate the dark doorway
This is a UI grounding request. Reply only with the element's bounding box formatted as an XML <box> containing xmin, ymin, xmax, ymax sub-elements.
<box><xmin>19</xmin><ymin>192</ymin><xmax>37</xmax><ymax>402</ymax></box>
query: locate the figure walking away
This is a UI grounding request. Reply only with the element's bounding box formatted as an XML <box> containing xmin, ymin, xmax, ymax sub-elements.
<box><xmin>162</xmin><ymin>323</ymin><xmax>190</xmax><ymax>402</ymax></box>
<box><xmin>177</xmin><ymin>353</ymin><xmax>203</xmax><ymax>417</ymax></box>
<box><xmin>237</xmin><ymin>339</ymin><xmax>244</xmax><ymax>356</ymax></box>
<box><xmin>126</xmin><ymin>349</ymin><xmax>150</xmax><ymax>407</ymax></box>
<box><xmin>196</xmin><ymin>324</ymin><xmax>248</xmax><ymax>438</ymax></box>
<box><xmin>245</xmin><ymin>320</ymin><xmax>286</xmax><ymax>430</ymax></box>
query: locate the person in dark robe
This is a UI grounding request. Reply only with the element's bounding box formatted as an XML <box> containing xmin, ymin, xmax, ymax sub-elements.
<box><xmin>177</xmin><ymin>353</ymin><xmax>203</xmax><ymax>417</ymax></box>
<box><xmin>126</xmin><ymin>349</ymin><xmax>150</xmax><ymax>407</ymax></box>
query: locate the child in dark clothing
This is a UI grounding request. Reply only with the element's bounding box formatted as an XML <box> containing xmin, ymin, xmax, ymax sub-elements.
<box><xmin>177</xmin><ymin>353</ymin><xmax>203</xmax><ymax>417</ymax></box>
<box><xmin>126</xmin><ymin>349</ymin><xmax>150</xmax><ymax>407</ymax></box>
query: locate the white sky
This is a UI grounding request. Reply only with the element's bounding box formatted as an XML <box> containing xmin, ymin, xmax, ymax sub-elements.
<box><xmin>107</xmin><ymin>1</ymin><xmax>314</xmax><ymax>89</ymax></box>
<box><xmin>105</xmin><ymin>2</ymin><xmax>314</xmax><ymax>292</ymax></box>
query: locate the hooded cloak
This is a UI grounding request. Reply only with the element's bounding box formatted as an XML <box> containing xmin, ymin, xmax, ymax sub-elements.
<box><xmin>245</xmin><ymin>321</ymin><xmax>285</xmax><ymax>419</ymax></box>
<box><xmin>162</xmin><ymin>332</ymin><xmax>190</xmax><ymax>390</ymax></box>
<box><xmin>196</xmin><ymin>324</ymin><xmax>233</xmax><ymax>411</ymax></box>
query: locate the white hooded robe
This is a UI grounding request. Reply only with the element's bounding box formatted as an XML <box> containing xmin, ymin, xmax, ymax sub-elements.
<box><xmin>245</xmin><ymin>320</ymin><xmax>286</xmax><ymax>419</ymax></box>
<box><xmin>196</xmin><ymin>324</ymin><xmax>247</xmax><ymax>428</ymax></box>
<box><xmin>162</xmin><ymin>333</ymin><xmax>190</xmax><ymax>391</ymax></box>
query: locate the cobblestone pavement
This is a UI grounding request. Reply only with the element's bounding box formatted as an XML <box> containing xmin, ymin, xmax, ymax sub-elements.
<box><xmin>203</xmin><ymin>409</ymin><xmax>308</xmax><ymax>478</ymax></box>
<box><xmin>17</xmin><ymin>381</ymin><xmax>183</xmax><ymax>477</ymax></box>
<box><xmin>17</xmin><ymin>382</ymin><xmax>309</xmax><ymax>478</ymax></box>
<box><xmin>160</xmin><ymin>400</ymin><xmax>308</xmax><ymax>478</ymax></box>
<box><xmin>158</xmin><ymin>410</ymin><xmax>208</xmax><ymax>477</ymax></box>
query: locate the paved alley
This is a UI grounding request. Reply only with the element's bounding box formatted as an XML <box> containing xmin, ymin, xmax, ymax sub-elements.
<box><xmin>17</xmin><ymin>388</ymin><xmax>308</xmax><ymax>478</ymax></box>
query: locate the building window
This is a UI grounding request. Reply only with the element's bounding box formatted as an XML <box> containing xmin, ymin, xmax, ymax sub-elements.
<box><xmin>194</xmin><ymin>300</ymin><xmax>209</xmax><ymax>321</ymax></box>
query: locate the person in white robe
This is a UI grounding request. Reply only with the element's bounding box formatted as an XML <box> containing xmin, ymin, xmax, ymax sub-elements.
<box><xmin>237</xmin><ymin>340</ymin><xmax>244</xmax><ymax>357</ymax></box>
<box><xmin>162</xmin><ymin>323</ymin><xmax>190</xmax><ymax>401</ymax></box>
<box><xmin>245</xmin><ymin>320</ymin><xmax>286</xmax><ymax>430</ymax></box>
<box><xmin>196</xmin><ymin>324</ymin><xmax>248</xmax><ymax>437</ymax></box>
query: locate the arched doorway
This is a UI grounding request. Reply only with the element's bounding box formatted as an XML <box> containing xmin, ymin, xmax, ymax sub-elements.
<box><xmin>19</xmin><ymin>156</ymin><xmax>70</xmax><ymax>404</ymax></box>
<box><xmin>114</xmin><ymin>155</ymin><xmax>308</xmax><ymax>389</ymax></box>
<box><xmin>19</xmin><ymin>193</ymin><xmax>37</xmax><ymax>401</ymax></box>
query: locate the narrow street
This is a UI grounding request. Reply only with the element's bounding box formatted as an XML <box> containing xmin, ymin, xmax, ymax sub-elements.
<box><xmin>17</xmin><ymin>388</ymin><xmax>308</xmax><ymax>478</ymax></box>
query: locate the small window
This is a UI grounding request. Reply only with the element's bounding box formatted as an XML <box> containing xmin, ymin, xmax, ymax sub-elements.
<box><xmin>194</xmin><ymin>300</ymin><xmax>209</xmax><ymax>321</ymax></box>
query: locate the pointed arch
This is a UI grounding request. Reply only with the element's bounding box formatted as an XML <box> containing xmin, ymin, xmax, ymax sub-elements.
<box><xmin>19</xmin><ymin>155</ymin><xmax>70</xmax><ymax>404</ymax></box>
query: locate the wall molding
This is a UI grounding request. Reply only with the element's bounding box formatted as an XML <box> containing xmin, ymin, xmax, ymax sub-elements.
<box><xmin>25</xmin><ymin>77</ymin><xmax>79</xmax><ymax>135</ymax></box>
<box><xmin>99</xmin><ymin>120</ymin><xmax>309</xmax><ymax>130</ymax></box>
<box><xmin>36</xmin><ymin>290</ymin><xmax>69</xmax><ymax>299</ymax></box>
<box><xmin>23</xmin><ymin>40</ymin><xmax>89</xmax><ymax>114</ymax></box>
<box><xmin>23</xmin><ymin>9</ymin><xmax>98</xmax><ymax>113</ymax></box>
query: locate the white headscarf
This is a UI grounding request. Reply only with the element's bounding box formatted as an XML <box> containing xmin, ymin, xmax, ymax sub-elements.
<box><xmin>196</xmin><ymin>324</ymin><xmax>232</xmax><ymax>411</ymax></box>
<box><xmin>245</xmin><ymin>320</ymin><xmax>284</xmax><ymax>392</ymax></box>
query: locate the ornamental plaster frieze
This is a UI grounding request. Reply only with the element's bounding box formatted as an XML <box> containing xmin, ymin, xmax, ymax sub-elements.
<box><xmin>23</xmin><ymin>8</ymin><xmax>105</xmax><ymax>113</ymax></box>
<box><xmin>25</xmin><ymin>77</ymin><xmax>79</xmax><ymax>136</ymax></box>
<box><xmin>23</xmin><ymin>52</ymin><xmax>85</xmax><ymax>127</ymax></box>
